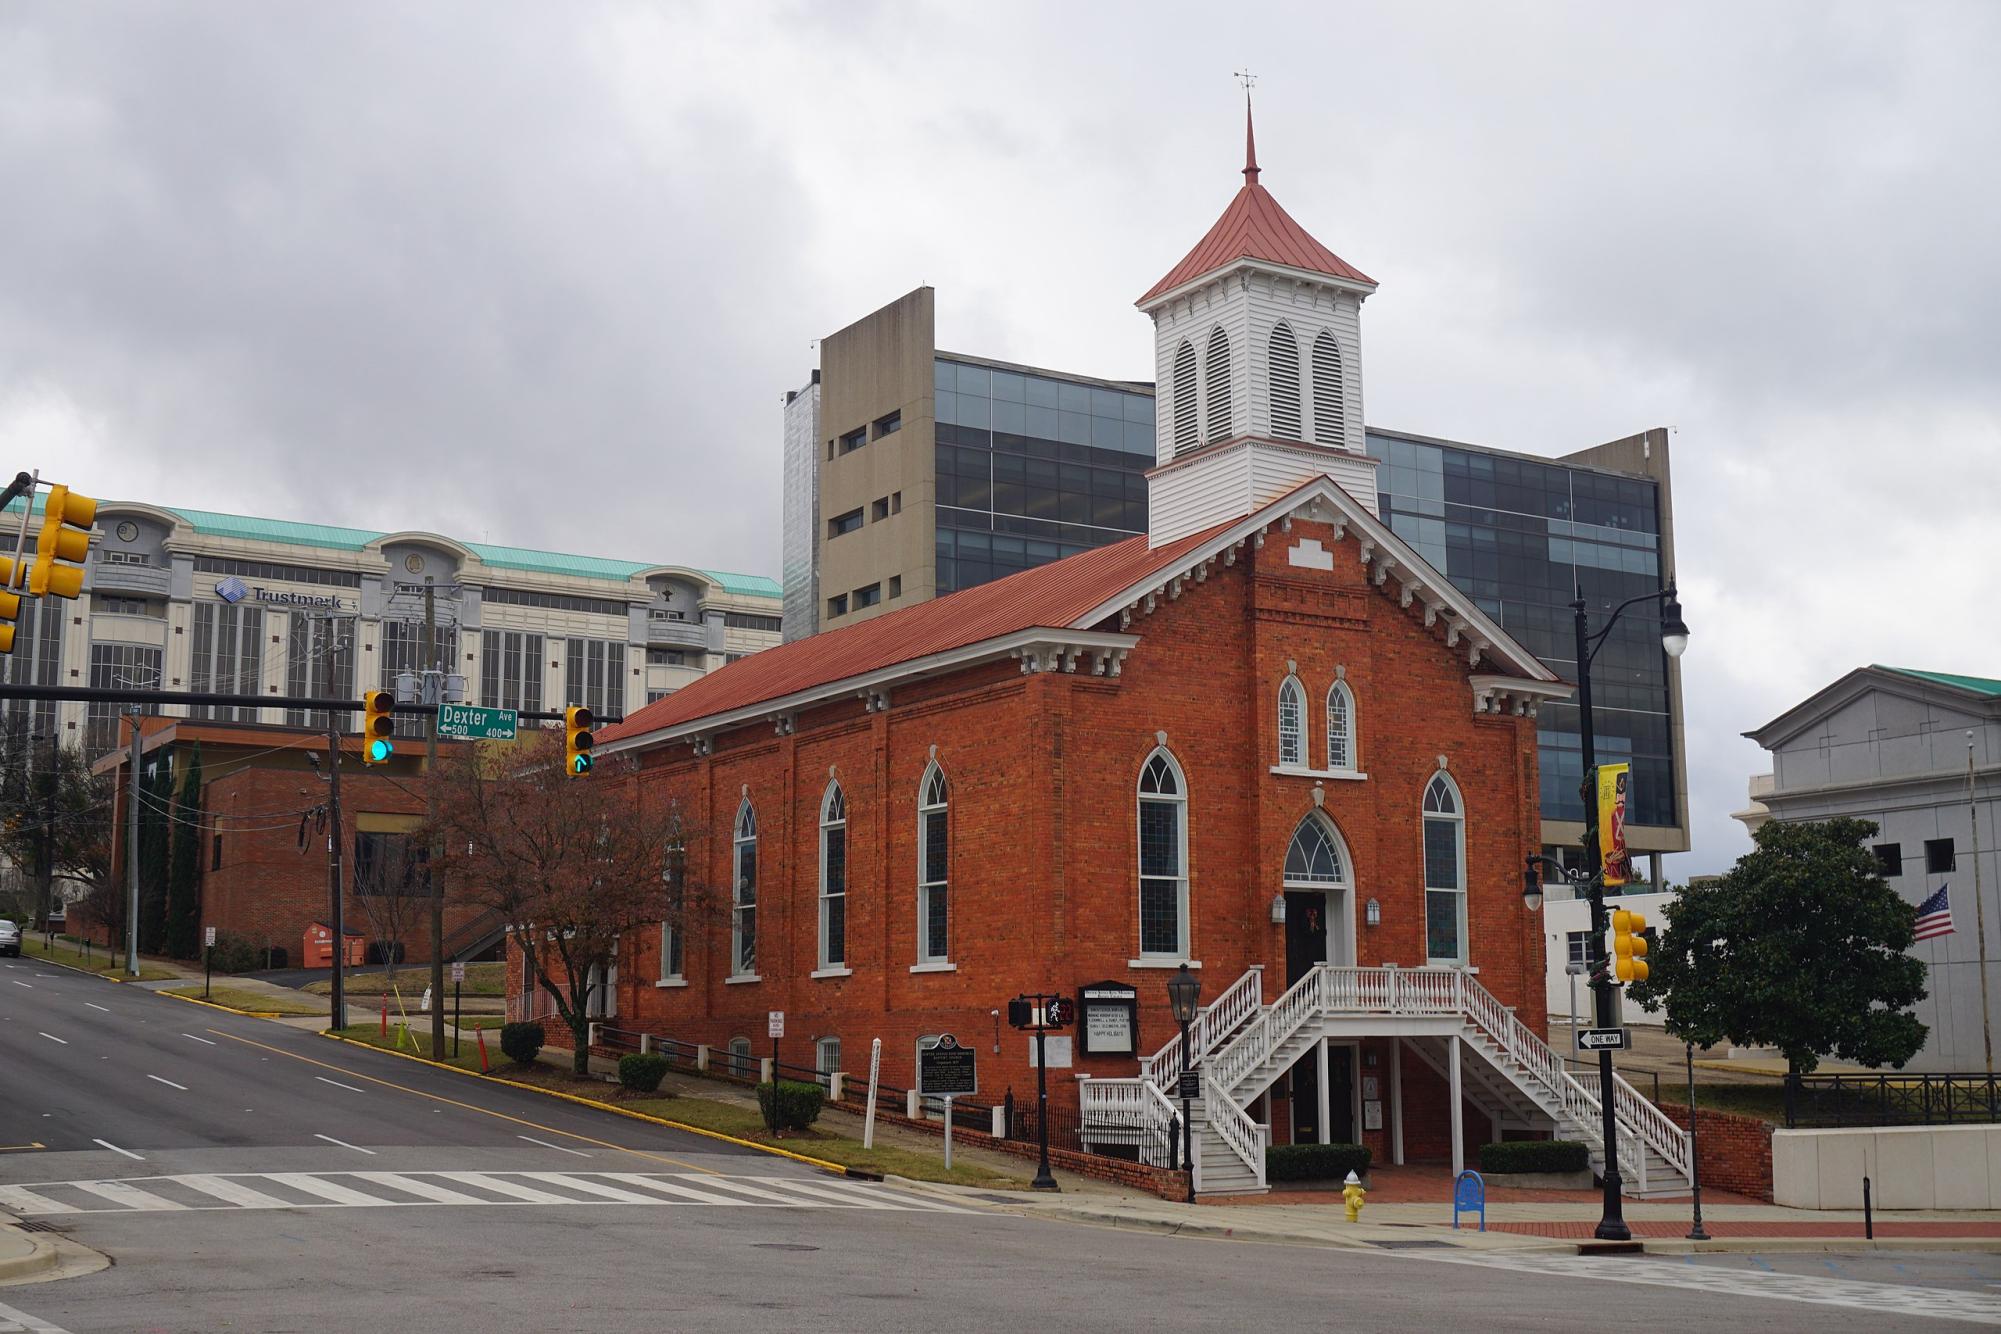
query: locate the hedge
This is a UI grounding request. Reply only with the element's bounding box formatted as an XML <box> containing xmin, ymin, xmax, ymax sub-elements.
<box><xmin>619</xmin><ymin>1052</ymin><xmax>671</xmax><ymax>1093</ymax></box>
<box><xmin>756</xmin><ymin>1080</ymin><xmax>826</xmax><ymax>1131</ymax></box>
<box><xmin>1477</xmin><ymin>1140</ymin><xmax>1590</xmax><ymax>1175</ymax></box>
<box><xmin>1265</xmin><ymin>1142</ymin><xmax>1372</xmax><ymax>1182</ymax></box>
<box><xmin>499</xmin><ymin>1021</ymin><xmax>546</xmax><ymax>1066</ymax></box>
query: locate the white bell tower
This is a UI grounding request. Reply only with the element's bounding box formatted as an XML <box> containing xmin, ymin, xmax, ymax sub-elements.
<box><xmin>1137</xmin><ymin>96</ymin><xmax>1382</xmax><ymax>547</ymax></box>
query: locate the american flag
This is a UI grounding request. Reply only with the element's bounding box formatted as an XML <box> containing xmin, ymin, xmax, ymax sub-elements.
<box><xmin>1915</xmin><ymin>884</ymin><xmax>1955</xmax><ymax>942</ymax></box>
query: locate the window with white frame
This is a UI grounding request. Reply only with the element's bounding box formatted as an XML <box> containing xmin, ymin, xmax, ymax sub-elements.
<box><xmin>731</xmin><ymin>799</ymin><xmax>758</xmax><ymax>976</ymax></box>
<box><xmin>1285</xmin><ymin>815</ymin><xmax>1346</xmax><ymax>885</ymax></box>
<box><xmin>1423</xmin><ymin>774</ymin><xmax>1467</xmax><ymax>964</ymax></box>
<box><xmin>585</xmin><ymin>953</ymin><xmax>617</xmax><ymax>1019</ymax></box>
<box><xmin>1565</xmin><ymin>930</ymin><xmax>1591</xmax><ymax>969</ymax></box>
<box><xmin>1277</xmin><ymin>676</ymin><xmax>1306</xmax><ymax>768</ymax></box>
<box><xmin>918</xmin><ymin>764</ymin><xmax>950</xmax><ymax>963</ymax></box>
<box><xmin>727</xmin><ymin>1036</ymin><xmax>753</xmax><ymax>1077</ymax></box>
<box><xmin>816</xmin><ymin>1036</ymin><xmax>842</xmax><ymax>1079</ymax></box>
<box><xmin>1326</xmin><ymin>681</ymin><xmax>1356</xmax><ymax>773</ymax></box>
<box><xmin>1137</xmin><ymin>748</ymin><xmax>1189</xmax><ymax>957</ymax></box>
<box><xmin>819</xmin><ymin>782</ymin><xmax>847</xmax><ymax>968</ymax></box>
<box><xmin>659</xmin><ymin>840</ymin><xmax>685</xmax><ymax>981</ymax></box>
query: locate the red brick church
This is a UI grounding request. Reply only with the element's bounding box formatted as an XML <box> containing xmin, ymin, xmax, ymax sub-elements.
<box><xmin>518</xmin><ymin>112</ymin><xmax>1693</xmax><ymax>1198</ymax></box>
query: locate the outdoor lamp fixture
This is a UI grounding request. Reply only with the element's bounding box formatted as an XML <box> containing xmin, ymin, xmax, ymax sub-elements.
<box><xmin>1166</xmin><ymin>964</ymin><xmax>1201</xmax><ymax>1203</ymax></box>
<box><xmin>1269</xmin><ymin>892</ymin><xmax>1287</xmax><ymax>924</ymax></box>
<box><xmin>1520</xmin><ymin>857</ymin><xmax>1545</xmax><ymax>913</ymax></box>
<box><xmin>1568</xmin><ymin>577</ymin><xmax>1692</xmax><ymax>1243</ymax></box>
<box><xmin>1365</xmin><ymin>898</ymin><xmax>1381</xmax><ymax>928</ymax></box>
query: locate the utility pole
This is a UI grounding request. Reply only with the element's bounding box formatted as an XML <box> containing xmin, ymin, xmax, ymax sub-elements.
<box><xmin>327</xmin><ymin>724</ymin><xmax>348</xmax><ymax>1031</ymax></box>
<box><xmin>39</xmin><ymin>730</ymin><xmax>55</xmax><ymax>933</ymax></box>
<box><xmin>426</xmin><ymin>578</ymin><xmax>445</xmax><ymax>1061</ymax></box>
<box><xmin>124</xmin><ymin>705</ymin><xmax>140</xmax><ymax>978</ymax></box>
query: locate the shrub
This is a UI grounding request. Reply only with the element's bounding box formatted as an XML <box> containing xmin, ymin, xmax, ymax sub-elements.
<box><xmin>206</xmin><ymin>930</ymin><xmax>264</xmax><ymax>975</ymax></box>
<box><xmin>756</xmin><ymin>1079</ymin><xmax>826</xmax><ymax>1131</ymax></box>
<box><xmin>1265</xmin><ymin>1142</ymin><xmax>1371</xmax><ymax>1182</ymax></box>
<box><xmin>499</xmin><ymin>1021</ymin><xmax>545</xmax><ymax>1066</ymax></box>
<box><xmin>1478</xmin><ymin>1139</ymin><xmax>1590</xmax><ymax>1175</ymax></box>
<box><xmin>619</xmin><ymin>1052</ymin><xmax>671</xmax><ymax>1093</ymax></box>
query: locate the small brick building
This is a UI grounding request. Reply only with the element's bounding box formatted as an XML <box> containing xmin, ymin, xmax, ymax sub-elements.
<box><xmin>86</xmin><ymin>717</ymin><xmax>494</xmax><ymax>967</ymax></box>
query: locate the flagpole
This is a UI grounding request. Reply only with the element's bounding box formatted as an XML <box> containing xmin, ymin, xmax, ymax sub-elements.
<box><xmin>1972</xmin><ymin>731</ymin><xmax>1992</xmax><ymax>1074</ymax></box>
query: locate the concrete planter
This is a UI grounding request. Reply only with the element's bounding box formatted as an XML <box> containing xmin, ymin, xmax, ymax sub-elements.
<box><xmin>1477</xmin><ymin>1169</ymin><xmax>1594</xmax><ymax>1190</ymax></box>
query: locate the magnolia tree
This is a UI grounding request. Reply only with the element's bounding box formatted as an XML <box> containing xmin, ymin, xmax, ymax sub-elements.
<box><xmin>425</xmin><ymin>734</ymin><xmax>709</xmax><ymax>1074</ymax></box>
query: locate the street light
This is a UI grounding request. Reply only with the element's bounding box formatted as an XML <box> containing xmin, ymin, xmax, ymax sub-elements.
<box><xmin>1563</xmin><ymin>578</ymin><xmax>1692</xmax><ymax>1243</ymax></box>
<box><xmin>1167</xmin><ymin>963</ymin><xmax>1201</xmax><ymax>1203</ymax></box>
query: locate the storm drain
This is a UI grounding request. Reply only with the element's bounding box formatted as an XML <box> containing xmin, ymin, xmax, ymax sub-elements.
<box><xmin>15</xmin><ymin>1221</ymin><xmax>64</xmax><ymax>1234</ymax></box>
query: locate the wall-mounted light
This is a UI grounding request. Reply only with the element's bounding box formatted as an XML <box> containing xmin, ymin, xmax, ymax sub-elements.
<box><xmin>1270</xmin><ymin>893</ymin><xmax>1287</xmax><ymax>924</ymax></box>
<box><xmin>1365</xmin><ymin>898</ymin><xmax>1381</xmax><ymax>928</ymax></box>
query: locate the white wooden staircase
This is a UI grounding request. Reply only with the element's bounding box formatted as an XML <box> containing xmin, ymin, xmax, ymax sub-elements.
<box><xmin>1079</xmin><ymin>964</ymin><xmax>1692</xmax><ymax>1199</ymax></box>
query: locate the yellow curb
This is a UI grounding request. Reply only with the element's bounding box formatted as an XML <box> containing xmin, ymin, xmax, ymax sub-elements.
<box><xmin>158</xmin><ymin>991</ymin><xmax>290</xmax><ymax>1019</ymax></box>
<box><xmin>316</xmin><ymin>1031</ymin><xmax>858</xmax><ymax>1179</ymax></box>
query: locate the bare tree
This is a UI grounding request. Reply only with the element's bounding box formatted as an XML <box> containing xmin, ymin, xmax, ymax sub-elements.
<box><xmin>352</xmin><ymin>830</ymin><xmax>430</xmax><ymax>994</ymax></box>
<box><xmin>425</xmin><ymin>734</ymin><xmax>710</xmax><ymax>1075</ymax></box>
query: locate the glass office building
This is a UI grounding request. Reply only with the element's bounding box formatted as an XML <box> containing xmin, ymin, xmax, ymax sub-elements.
<box><xmin>1364</xmin><ymin>429</ymin><xmax>1677</xmax><ymax>833</ymax></box>
<box><xmin>932</xmin><ymin>357</ymin><xmax>1154</xmax><ymax>594</ymax></box>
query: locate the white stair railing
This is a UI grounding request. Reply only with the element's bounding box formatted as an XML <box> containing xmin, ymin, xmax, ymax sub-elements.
<box><xmin>1138</xmin><ymin>966</ymin><xmax>1263</xmax><ymax>1090</ymax></box>
<box><xmin>1076</xmin><ymin>1077</ymin><xmax>1180</xmax><ymax>1167</ymax></box>
<box><xmin>1202</xmin><ymin>1087</ymin><xmax>1265</xmax><ymax>1188</ymax></box>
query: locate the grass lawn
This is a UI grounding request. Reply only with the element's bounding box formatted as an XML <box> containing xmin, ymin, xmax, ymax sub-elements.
<box><xmin>1659</xmin><ymin>1083</ymin><xmax>1789</xmax><ymax>1124</ymax></box>
<box><xmin>166</xmin><ymin>985</ymin><xmax>325</xmax><ymax>1016</ymax></box>
<box><xmin>304</xmin><ymin>961</ymin><xmax>506</xmax><ymax>997</ymax></box>
<box><xmin>20</xmin><ymin>936</ymin><xmax>178</xmax><ymax>982</ymax></box>
<box><xmin>328</xmin><ymin>1024</ymin><xmax>500</xmax><ymax>1072</ymax></box>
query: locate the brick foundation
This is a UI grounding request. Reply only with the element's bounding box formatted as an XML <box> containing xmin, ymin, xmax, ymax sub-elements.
<box><xmin>1660</xmin><ymin>1101</ymin><xmax>1774</xmax><ymax>1202</ymax></box>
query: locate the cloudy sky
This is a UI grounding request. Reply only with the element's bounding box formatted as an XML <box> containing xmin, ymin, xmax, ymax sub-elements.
<box><xmin>3</xmin><ymin>2</ymin><xmax>1996</xmax><ymax>875</ymax></box>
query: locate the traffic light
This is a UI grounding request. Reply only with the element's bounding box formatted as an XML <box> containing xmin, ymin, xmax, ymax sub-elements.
<box><xmin>1612</xmin><ymin>907</ymin><xmax>1649</xmax><ymax>984</ymax></box>
<box><xmin>1007</xmin><ymin>998</ymin><xmax>1033</xmax><ymax>1030</ymax></box>
<box><xmin>1045</xmin><ymin>997</ymin><xmax>1075</xmax><ymax>1027</ymax></box>
<box><xmin>564</xmin><ymin>705</ymin><xmax>594</xmax><ymax>777</ymax></box>
<box><xmin>361</xmin><ymin>691</ymin><xmax>396</xmax><ymax>764</ymax></box>
<box><xmin>28</xmin><ymin>485</ymin><xmax>98</xmax><ymax>599</ymax></box>
<box><xmin>0</xmin><ymin>559</ymin><xmax>20</xmax><ymax>654</ymax></box>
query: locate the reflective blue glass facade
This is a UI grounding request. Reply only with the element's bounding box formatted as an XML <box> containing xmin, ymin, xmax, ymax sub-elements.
<box><xmin>1364</xmin><ymin>430</ymin><xmax>1677</xmax><ymax>831</ymax></box>
<box><xmin>933</xmin><ymin>358</ymin><xmax>1154</xmax><ymax>594</ymax></box>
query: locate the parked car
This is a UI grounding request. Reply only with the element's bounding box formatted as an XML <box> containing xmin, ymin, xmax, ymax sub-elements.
<box><xmin>0</xmin><ymin>920</ymin><xmax>19</xmax><ymax>958</ymax></box>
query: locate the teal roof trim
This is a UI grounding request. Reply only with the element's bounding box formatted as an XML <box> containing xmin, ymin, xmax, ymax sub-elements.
<box><xmin>162</xmin><ymin>507</ymin><xmax>381</xmax><ymax>551</ymax></box>
<box><xmin>1878</xmin><ymin>666</ymin><xmax>2001</xmax><ymax>698</ymax></box>
<box><xmin>701</xmin><ymin>569</ymin><xmax>782</xmax><ymax>597</ymax></box>
<box><xmin>463</xmin><ymin>541</ymin><xmax>651</xmax><ymax>581</ymax></box>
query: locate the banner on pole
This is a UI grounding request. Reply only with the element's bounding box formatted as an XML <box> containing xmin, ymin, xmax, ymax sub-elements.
<box><xmin>1596</xmin><ymin>762</ymin><xmax>1633</xmax><ymax>887</ymax></box>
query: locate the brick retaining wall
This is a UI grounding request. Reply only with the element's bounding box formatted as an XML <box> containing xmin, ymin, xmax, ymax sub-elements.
<box><xmin>1660</xmin><ymin>1101</ymin><xmax>1774</xmax><ymax>1202</ymax></box>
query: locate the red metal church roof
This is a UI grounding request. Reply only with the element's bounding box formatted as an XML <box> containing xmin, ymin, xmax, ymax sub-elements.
<box><xmin>600</xmin><ymin>521</ymin><xmax>1229</xmax><ymax>746</ymax></box>
<box><xmin>1137</xmin><ymin>105</ymin><xmax>1374</xmax><ymax>305</ymax></box>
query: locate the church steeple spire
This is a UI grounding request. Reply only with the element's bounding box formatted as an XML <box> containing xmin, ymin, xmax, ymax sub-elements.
<box><xmin>1243</xmin><ymin>87</ymin><xmax>1261</xmax><ymax>185</ymax></box>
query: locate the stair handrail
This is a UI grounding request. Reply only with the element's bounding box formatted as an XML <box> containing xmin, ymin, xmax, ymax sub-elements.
<box><xmin>1574</xmin><ymin>1070</ymin><xmax>1683</xmax><ymax>1186</ymax></box>
<box><xmin>1207</xmin><ymin>966</ymin><xmax>1340</xmax><ymax>1096</ymax></box>
<box><xmin>1138</xmin><ymin>965</ymin><xmax>1264</xmax><ymax>1090</ymax></box>
<box><xmin>1202</xmin><ymin>1083</ymin><xmax>1265</xmax><ymax>1187</ymax></box>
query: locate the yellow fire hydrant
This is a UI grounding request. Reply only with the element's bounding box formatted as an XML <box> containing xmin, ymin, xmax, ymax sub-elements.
<box><xmin>1342</xmin><ymin>1169</ymin><xmax>1366</xmax><ymax>1222</ymax></box>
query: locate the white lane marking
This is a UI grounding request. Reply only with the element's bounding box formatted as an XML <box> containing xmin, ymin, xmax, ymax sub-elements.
<box><xmin>146</xmin><ymin>1075</ymin><xmax>188</xmax><ymax>1091</ymax></box>
<box><xmin>519</xmin><ymin>1172</ymin><xmax>663</xmax><ymax>1204</ymax></box>
<box><xmin>175</xmin><ymin>1175</ymin><xmax>293</xmax><ymax>1209</ymax></box>
<box><xmin>265</xmin><ymin>1173</ymin><xmax>390</xmax><ymax>1206</ymax></box>
<box><xmin>37</xmin><ymin>1032</ymin><xmax>65</xmax><ymax>1044</ymax></box>
<box><xmin>517</xmin><ymin>1134</ymin><xmax>590</xmax><ymax>1158</ymax></box>
<box><xmin>84</xmin><ymin>1002</ymin><xmax>110</xmax><ymax>1012</ymax></box>
<box><xmin>431</xmin><ymin>1172</ymin><xmax>574</xmax><ymax>1205</ymax></box>
<box><xmin>593</xmin><ymin>1172</ymin><xmax>753</xmax><ymax>1206</ymax></box>
<box><xmin>1413</xmin><ymin>1251</ymin><xmax>2001</xmax><ymax>1326</ymax></box>
<box><xmin>13</xmin><ymin>980</ymin><xmax>32</xmax><ymax>988</ymax></box>
<box><xmin>0</xmin><ymin>1295</ymin><xmax>74</xmax><ymax>1332</ymax></box>
<box><xmin>315</xmin><ymin>1076</ymin><xmax>365</xmax><ymax>1094</ymax></box>
<box><xmin>348</xmin><ymin>1172</ymin><xmax>487</xmax><ymax>1205</ymax></box>
<box><xmin>70</xmin><ymin>1179</ymin><xmax>185</xmax><ymax>1212</ymax></box>
<box><xmin>312</xmin><ymin>1133</ymin><xmax>375</xmax><ymax>1156</ymax></box>
<box><xmin>0</xmin><ymin>1185</ymin><xmax>70</xmax><ymax>1215</ymax></box>
<box><xmin>91</xmin><ymin>1139</ymin><xmax>143</xmax><ymax>1161</ymax></box>
<box><xmin>183</xmin><ymin>1033</ymin><xmax>217</xmax><ymax>1045</ymax></box>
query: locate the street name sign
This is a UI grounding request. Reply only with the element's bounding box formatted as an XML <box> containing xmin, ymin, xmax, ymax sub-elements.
<box><xmin>436</xmin><ymin>703</ymin><xmax>519</xmax><ymax>742</ymax></box>
<box><xmin>1575</xmin><ymin>1027</ymin><xmax>1629</xmax><ymax>1051</ymax></box>
<box><xmin>919</xmin><ymin>1034</ymin><xmax>977</xmax><ymax>1096</ymax></box>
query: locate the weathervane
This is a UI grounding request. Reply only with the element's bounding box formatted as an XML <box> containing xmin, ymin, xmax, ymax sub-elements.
<box><xmin>1234</xmin><ymin>68</ymin><xmax>1257</xmax><ymax>97</ymax></box>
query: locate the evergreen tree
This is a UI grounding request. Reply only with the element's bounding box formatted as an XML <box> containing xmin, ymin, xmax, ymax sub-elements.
<box><xmin>137</xmin><ymin>762</ymin><xmax>172</xmax><ymax>955</ymax></box>
<box><xmin>166</xmin><ymin>745</ymin><xmax>204</xmax><ymax>959</ymax></box>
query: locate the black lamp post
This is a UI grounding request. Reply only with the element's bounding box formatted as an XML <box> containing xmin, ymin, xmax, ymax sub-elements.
<box><xmin>1167</xmin><ymin>963</ymin><xmax>1201</xmax><ymax>1204</ymax></box>
<box><xmin>1685</xmin><ymin>1040</ymin><xmax>1709</xmax><ymax>1241</ymax></box>
<box><xmin>1552</xmin><ymin>579</ymin><xmax>1689</xmax><ymax>1243</ymax></box>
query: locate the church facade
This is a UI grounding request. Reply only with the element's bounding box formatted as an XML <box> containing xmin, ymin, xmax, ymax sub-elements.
<box><xmin>515</xmin><ymin>112</ymin><xmax>1695</xmax><ymax>1197</ymax></box>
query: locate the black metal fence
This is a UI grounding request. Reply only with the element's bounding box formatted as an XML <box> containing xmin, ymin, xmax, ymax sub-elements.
<box><xmin>1786</xmin><ymin>1073</ymin><xmax>2001</xmax><ymax>1128</ymax></box>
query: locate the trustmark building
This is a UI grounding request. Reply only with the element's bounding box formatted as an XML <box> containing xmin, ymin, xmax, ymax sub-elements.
<box><xmin>570</xmin><ymin>123</ymin><xmax>1692</xmax><ymax>1196</ymax></box>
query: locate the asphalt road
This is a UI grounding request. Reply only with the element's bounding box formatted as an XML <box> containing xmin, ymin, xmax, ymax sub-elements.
<box><xmin>3</xmin><ymin>957</ymin><xmax>2000</xmax><ymax>1332</ymax></box>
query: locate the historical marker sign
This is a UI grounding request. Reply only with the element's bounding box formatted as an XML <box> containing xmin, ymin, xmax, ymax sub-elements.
<box><xmin>436</xmin><ymin>702</ymin><xmax>519</xmax><ymax>742</ymax></box>
<box><xmin>1575</xmin><ymin>1027</ymin><xmax>1629</xmax><ymax>1052</ymax></box>
<box><xmin>919</xmin><ymin>1034</ymin><xmax>978</xmax><ymax>1096</ymax></box>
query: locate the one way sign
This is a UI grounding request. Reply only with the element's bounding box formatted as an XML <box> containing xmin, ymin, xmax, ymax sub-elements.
<box><xmin>1576</xmin><ymin>1028</ymin><xmax>1629</xmax><ymax>1052</ymax></box>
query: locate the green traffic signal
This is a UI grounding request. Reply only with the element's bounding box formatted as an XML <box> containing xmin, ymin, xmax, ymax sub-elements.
<box><xmin>368</xmin><ymin>738</ymin><xmax>395</xmax><ymax>763</ymax></box>
<box><xmin>572</xmin><ymin>753</ymin><xmax>593</xmax><ymax>775</ymax></box>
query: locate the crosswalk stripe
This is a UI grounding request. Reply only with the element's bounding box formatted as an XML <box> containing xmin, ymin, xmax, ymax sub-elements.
<box><xmin>176</xmin><ymin>1175</ymin><xmax>293</xmax><ymax>1209</ymax></box>
<box><xmin>69</xmin><ymin>1180</ymin><xmax>185</xmax><ymax>1211</ymax></box>
<box><xmin>0</xmin><ymin>1185</ymin><xmax>68</xmax><ymax>1216</ymax></box>
<box><xmin>264</xmin><ymin>1173</ymin><xmax>396</xmax><ymax>1207</ymax></box>
<box><xmin>737</xmin><ymin>1176</ymin><xmax>900</xmax><ymax>1209</ymax></box>
<box><xmin>658</xmin><ymin>1174</ymin><xmax>816</xmax><ymax>1205</ymax></box>
<box><xmin>594</xmin><ymin>1172</ymin><xmax>757</xmax><ymax>1206</ymax></box>
<box><xmin>518</xmin><ymin>1173</ymin><xmax>667</xmax><ymax>1204</ymax></box>
<box><xmin>349</xmin><ymin>1173</ymin><xmax>489</xmax><ymax>1206</ymax></box>
<box><xmin>750</xmin><ymin>1176</ymin><xmax>968</xmax><ymax>1213</ymax></box>
<box><xmin>431</xmin><ymin>1172</ymin><xmax>575</xmax><ymax>1205</ymax></box>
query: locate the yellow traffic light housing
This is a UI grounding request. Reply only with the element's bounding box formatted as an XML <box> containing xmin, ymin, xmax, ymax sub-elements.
<box><xmin>1612</xmin><ymin>907</ymin><xmax>1649</xmax><ymax>984</ymax></box>
<box><xmin>28</xmin><ymin>485</ymin><xmax>98</xmax><ymax>599</ymax></box>
<box><xmin>564</xmin><ymin>706</ymin><xmax>594</xmax><ymax>777</ymax></box>
<box><xmin>361</xmin><ymin>690</ymin><xmax>396</xmax><ymax>764</ymax></box>
<box><xmin>0</xmin><ymin>559</ymin><xmax>20</xmax><ymax>654</ymax></box>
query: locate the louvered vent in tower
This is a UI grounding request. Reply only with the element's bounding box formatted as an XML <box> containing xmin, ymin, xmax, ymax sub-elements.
<box><xmin>1172</xmin><ymin>340</ymin><xmax>1199</xmax><ymax>456</ymax></box>
<box><xmin>1312</xmin><ymin>330</ymin><xmax>1345</xmax><ymax>447</ymax></box>
<box><xmin>1205</xmin><ymin>326</ymin><xmax>1232</xmax><ymax>443</ymax></box>
<box><xmin>1268</xmin><ymin>323</ymin><xmax>1301</xmax><ymax>440</ymax></box>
